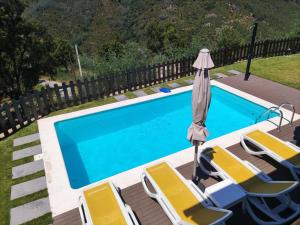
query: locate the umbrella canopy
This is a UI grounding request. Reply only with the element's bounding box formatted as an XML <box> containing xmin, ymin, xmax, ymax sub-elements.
<box><xmin>187</xmin><ymin>48</ymin><xmax>214</xmax><ymax>182</ymax></box>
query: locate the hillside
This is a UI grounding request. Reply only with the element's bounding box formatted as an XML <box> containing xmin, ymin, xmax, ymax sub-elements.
<box><xmin>23</xmin><ymin>0</ymin><xmax>300</xmax><ymax>54</ymax></box>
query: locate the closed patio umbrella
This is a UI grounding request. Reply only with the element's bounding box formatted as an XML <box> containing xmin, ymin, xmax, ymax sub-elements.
<box><xmin>187</xmin><ymin>48</ymin><xmax>214</xmax><ymax>182</ymax></box>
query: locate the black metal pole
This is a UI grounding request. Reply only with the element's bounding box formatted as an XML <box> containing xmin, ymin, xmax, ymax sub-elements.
<box><xmin>244</xmin><ymin>22</ymin><xmax>258</xmax><ymax>81</ymax></box>
<box><xmin>192</xmin><ymin>141</ymin><xmax>199</xmax><ymax>184</ymax></box>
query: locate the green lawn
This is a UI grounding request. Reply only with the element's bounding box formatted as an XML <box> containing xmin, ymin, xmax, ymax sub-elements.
<box><xmin>212</xmin><ymin>53</ymin><xmax>300</xmax><ymax>90</ymax></box>
<box><xmin>0</xmin><ymin>98</ymin><xmax>117</xmax><ymax>225</ymax></box>
<box><xmin>0</xmin><ymin>54</ymin><xmax>299</xmax><ymax>224</ymax></box>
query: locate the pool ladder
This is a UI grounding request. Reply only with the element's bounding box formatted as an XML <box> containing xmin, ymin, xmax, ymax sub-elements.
<box><xmin>255</xmin><ymin>103</ymin><xmax>295</xmax><ymax>131</ymax></box>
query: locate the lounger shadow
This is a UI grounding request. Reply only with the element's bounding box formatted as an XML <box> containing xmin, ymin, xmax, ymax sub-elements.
<box><xmin>241</xmin><ymin>129</ymin><xmax>300</xmax><ymax>181</ymax></box>
<box><xmin>141</xmin><ymin>161</ymin><xmax>232</xmax><ymax>225</ymax></box>
<box><xmin>199</xmin><ymin>146</ymin><xmax>300</xmax><ymax>225</ymax></box>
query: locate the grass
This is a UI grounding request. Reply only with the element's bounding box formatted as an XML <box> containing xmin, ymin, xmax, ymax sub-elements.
<box><xmin>0</xmin><ymin>97</ymin><xmax>118</xmax><ymax>225</ymax></box>
<box><xmin>0</xmin><ymin>54</ymin><xmax>299</xmax><ymax>224</ymax></box>
<box><xmin>212</xmin><ymin>54</ymin><xmax>300</xmax><ymax>90</ymax></box>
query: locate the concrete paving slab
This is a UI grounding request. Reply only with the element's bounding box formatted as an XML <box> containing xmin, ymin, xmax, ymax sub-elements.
<box><xmin>228</xmin><ymin>70</ymin><xmax>243</xmax><ymax>76</ymax></box>
<box><xmin>133</xmin><ymin>90</ymin><xmax>147</xmax><ymax>97</ymax></box>
<box><xmin>168</xmin><ymin>83</ymin><xmax>181</xmax><ymax>88</ymax></box>
<box><xmin>114</xmin><ymin>94</ymin><xmax>128</xmax><ymax>101</ymax></box>
<box><xmin>10</xmin><ymin>198</ymin><xmax>50</xmax><ymax>225</ymax></box>
<box><xmin>11</xmin><ymin>177</ymin><xmax>47</xmax><ymax>200</ymax></box>
<box><xmin>12</xmin><ymin>160</ymin><xmax>44</xmax><ymax>179</ymax></box>
<box><xmin>13</xmin><ymin>145</ymin><xmax>42</xmax><ymax>161</ymax></box>
<box><xmin>13</xmin><ymin>133</ymin><xmax>40</xmax><ymax>147</ymax></box>
<box><xmin>185</xmin><ymin>79</ymin><xmax>194</xmax><ymax>85</ymax></box>
<box><xmin>151</xmin><ymin>87</ymin><xmax>161</xmax><ymax>93</ymax></box>
<box><xmin>215</xmin><ymin>73</ymin><xmax>228</xmax><ymax>78</ymax></box>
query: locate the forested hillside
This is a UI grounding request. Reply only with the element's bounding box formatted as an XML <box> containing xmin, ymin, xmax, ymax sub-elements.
<box><xmin>21</xmin><ymin>0</ymin><xmax>300</xmax><ymax>76</ymax></box>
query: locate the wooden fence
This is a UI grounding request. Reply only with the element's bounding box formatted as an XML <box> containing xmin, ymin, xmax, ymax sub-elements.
<box><xmin>1</xmin><ymin>37</ymin><xmax>300</xmax><ymax>139</ymax></box>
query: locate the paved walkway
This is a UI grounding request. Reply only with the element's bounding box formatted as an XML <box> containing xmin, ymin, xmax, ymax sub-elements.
<box><xmin>220</xmin><ymin>74</ymin><xmax>300</xmax><ymax>113</ymax></box>
<box><xmin>10</xmin><ymin>134</ymin><xmax>51</xmax><ymax>225</ymax></box>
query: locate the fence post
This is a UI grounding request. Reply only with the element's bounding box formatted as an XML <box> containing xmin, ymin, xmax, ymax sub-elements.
<box><xmin>262</xmin><ymin>40</ymin><xmax>269</xmax><ymax>57</ymax></box>
<box><xmin>40</xmin><ymin>87</ymin><xmax>50</xmax><ymax>114</ymax></box>
<box><xmin>27</xmin><ymin>94</ymin><xmax>38</xmax><ymax>120</ymax></box>
<box><xmin>0</xmin><ymin>108</ymin><xmax>9</xmax><ymax>137</ymax></box>
<box><xmin>46</xmin><ymin>85</ymin><xmax>55</xmax><ymax>111</ymax></box>
<box><xmin>12</xmin><ymin>99</ymin><xmax>24</xmax><ymax>127</ymax></box>
<box><xmin>62</xmin><ymin>82</ymin><xmax>70</xmax><ymax>107</ymax></box>
<box><xmin>4</xmin><ymin>103</ymin><xmax>17</xmax><ymax>132</ymax></box>
<box><xmin>53</xmin><ymin>84</ymin><xmax>63</xmax><ymax>109</ymax></box>
<box><xmin>69</xmin><ymin>81</ymin><xmax>78</xmax><ymax>105</ymax></box>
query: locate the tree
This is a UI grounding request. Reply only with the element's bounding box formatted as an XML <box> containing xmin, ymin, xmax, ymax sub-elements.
<box><xmin>98</xmin><ymin>36</ymin><xmax>124</xmax><ymax>60</ymax></box>
<box><xmin>145</xmin><ymin>21</ymin><xmax>188</xmax><ymax>54</ymax></box>
<box><xmin>217</xmin><ymin>27</ymin><xmax>243</xmax><ymax>49</ymax></box>
<box><xmin>0</xmin><ymin>0</ymin><xmax>57</xmax><ymax>98</ymax></box>
<box><xmin>52</xmin><ymin>38</ymin><xmax>75</xmax><ymax>71</ymax></box>
<box><xmin>145</xmin><ymin>21</ymin><xmax>165</xmax><ymax>53</ymax></box>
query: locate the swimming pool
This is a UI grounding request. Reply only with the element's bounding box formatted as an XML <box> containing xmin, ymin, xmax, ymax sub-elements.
<box><xmin>55</xmin><ymin>85</ymin><xmax>277</xmax><ymax>189</ymax></box>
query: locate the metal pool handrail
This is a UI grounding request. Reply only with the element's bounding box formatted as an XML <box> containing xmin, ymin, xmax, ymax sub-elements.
<box><xmin>278</xmin><ymin>103</ymin><xmax>295</xmax><ymax>126</ymax></box>
<box><xmin>255</xmin><ymin>107</ymin><xmax>283</xmax><ymax>131</ymax></box>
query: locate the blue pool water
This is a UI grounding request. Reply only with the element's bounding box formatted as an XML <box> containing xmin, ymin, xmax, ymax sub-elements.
<box><xmin>55</xmin><ymin>86</ymin><xmax>277</xmax><ymax>189</ymax></box>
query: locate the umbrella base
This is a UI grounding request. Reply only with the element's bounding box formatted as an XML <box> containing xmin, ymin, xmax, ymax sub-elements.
<box><xmin>192</xmin><ymin>174</ymin><xmax>200</xmax><ymax>184</ymax></box>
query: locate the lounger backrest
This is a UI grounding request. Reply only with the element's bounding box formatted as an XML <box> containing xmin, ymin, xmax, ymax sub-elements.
<box><xmin>205</xmin><ymin>146</ymin><xmax>256</xmax><ymax>184</ymax></box>
<box><xmin>146</xmin><ymin>162</ymin><xmax>226</xmax><ymax>225</ymax></box>
<box><xmin>246</xmin><ymin>130</ymin><xmax>298</xmax><ymax>160</ymax></box>
<box><xmin>205</xmin><ymin>146</ymin><xmax>296</xmax><ymax>195</ymax></box>
<box><xmin>83</xmin><ymin>182</ymin><xmax>127</xmax><ymax>225</ymax></box>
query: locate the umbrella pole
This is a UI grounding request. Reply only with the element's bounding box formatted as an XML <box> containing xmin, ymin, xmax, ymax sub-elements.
<box><xmin>192</xmin><ymin>141</ymin><xmax>200</xmax><ymax>184</ymax></box>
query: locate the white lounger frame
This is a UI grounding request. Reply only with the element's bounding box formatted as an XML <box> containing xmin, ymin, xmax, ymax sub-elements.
<box><xmin>241</xmin><ymin>130</ymin><xmax>300</xmax><ymax>181</ymax></box>
<box><xmin>199</xmin><ymin>146</ymin><xmax>300</xmax><ymax>225</ymax></box>
<box><xmin>141</xmin><ymin>161</ymin><xmax>232</xmax><ymax>225</ymax></box>
<box><xmin>79</xmin><ymin>181</ymin><xmax>139</xmax><ymax>225</ymax></box>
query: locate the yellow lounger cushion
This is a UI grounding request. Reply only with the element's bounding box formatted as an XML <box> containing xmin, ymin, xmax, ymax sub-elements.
<box><xmin>246</xmin><ymin>130</ymin><xmax>300</xmax><ymax>167</ymax></box>
<box><xmin>84</xmin><ymin>182</ymin><xmax>127</xmax><ymax>225</ymax></box>
<box><xmin>203</xmin><ymin>146</ymin><xmax>294</xmax><ymax>195</ymax></box>
<box><xmin>146</xmin><ymin>162</ymin><xmax>227</xmax><ymax>225</ymax></box>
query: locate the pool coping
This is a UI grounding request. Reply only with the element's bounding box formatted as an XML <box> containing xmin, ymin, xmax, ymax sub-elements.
<box><xmin>38</xmin><ymin>80</ymin><xmax>300</xmax><ymax>216</ymax></box>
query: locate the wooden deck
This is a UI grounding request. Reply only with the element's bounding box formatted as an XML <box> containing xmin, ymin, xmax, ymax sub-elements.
<box><xmin>53</xmin><ymin>75</ymin><xmax>300</xmax><ymax>225</ymax></box>
<box><xmin>219</xmin><ymin>74</ymin><xmax>300</xmax><ymax>114</ymax></box>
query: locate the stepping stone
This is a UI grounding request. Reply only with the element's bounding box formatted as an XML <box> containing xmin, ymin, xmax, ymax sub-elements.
<box><xmin>11</xmin><ymin>177</ymin><xmax>47</xmax><ymax>200</ymax></box>
<box><xmin>13</xmin><ymin>133</ymin><xmax>40</xmax><ymax>147</ymax></box>
<box><xmin>114</xmin><ymin>94</ymin><xmax>128</xmax><ymax>101</ymax></box>
<box><xmin>215</xmin><ymin>73</ymin><xmax>228</xmax><ymax>79</ymax></box>
<box><xmin>13</xmin><ymin>145</ymin><xmax>42</xmax><ymax>161</ymax></box>
<box><xmin>132</xmin><ymin>90</ymin><xmax>147</xmax><ymax>97</ymax></box>
<box><xmin>10</xmin><ymin>197</ymin><xmax>50</xmax><ymax>225</ymax></box>
<box><xmin>168</xmin><ymin>83</ymin><xmax>181</xmax><ymax>88</ymax></box>
<box><xmin>151</xmin><ymin>87</ymin><xmax>161</xmax><ymax>93</ymax></box>
<box><xmin>227</xmin><ymin>70</ymin><xmax>243</xmax><ymax>76</ymax></box>
<box><xmin>12</xmin><ymin>160</ymin><xmax>44</xmax><ymax>179</ymax></box>
<box><xmin>185</xmin><ymin>79</ymin><xmax>194</xmax><ymax>85</ymax></box>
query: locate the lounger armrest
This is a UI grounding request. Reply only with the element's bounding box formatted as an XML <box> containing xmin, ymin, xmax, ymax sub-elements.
<box><xmin>141</xmin><ymin>173</ymin><xmax>158</xmax><ymax>199</ymax></box>
<box><xmin>285</xmin><ymin>141</ymin><xmax>300</xmax><ymax>153</ymax></box>
<box><xmin>79</xmin><ymin>196</ymin><xmax>88</xmax><ymax>224</ymax></box>
<box><xmin>188</xmin><ymin>181</ymin><xmax>213</xmax><ymax>207</ymax></box>
<box><xmin>124</xmin><ymin>204</ymin><xmax>140</xmax><ymax>225</ymax></box>
<box><xmin>243</xmin><ymin>160</ymin><xmax>272</xmax><ymax>182</ymax></box>
<box><xmin>241</xmin><ymin>135</ymin><xmax>265</xmax><ymax>156</ymax></box>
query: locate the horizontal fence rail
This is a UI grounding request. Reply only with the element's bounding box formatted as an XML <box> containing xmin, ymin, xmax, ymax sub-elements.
<box><xmin>0</xmin><ymin>37</ymin><xmax>300</xmax><ymax>139</ymax></box>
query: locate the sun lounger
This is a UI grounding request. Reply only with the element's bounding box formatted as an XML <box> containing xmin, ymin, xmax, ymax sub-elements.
<box><xmin>141</xmin><ymin>162</ymin><xmax>232</xmax><ymax>225</ymax></box>
<box><xmin>241</xmin><ymin>129</ymin><xmax>300</xmax><ymax>181</ymax></box>
<box><xmin>200</xmin><ymin>146</ymin><xmax>300</xmax><ymax>225</ymax></box>
<box><xmin>79</xmin><ymin>181</ymin><xmax>139</xmax><ymax>225</ymax></box>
